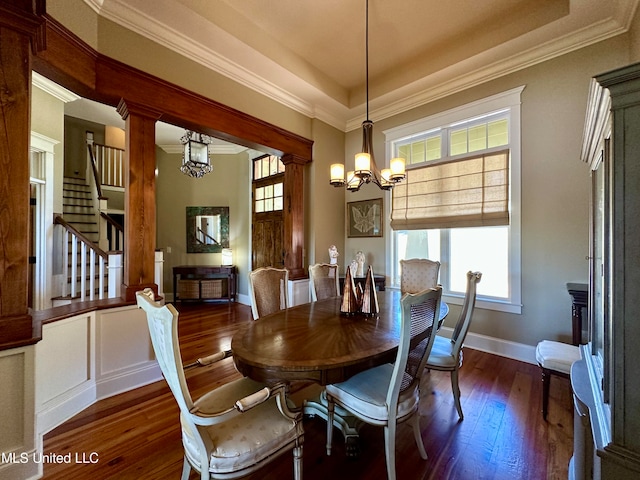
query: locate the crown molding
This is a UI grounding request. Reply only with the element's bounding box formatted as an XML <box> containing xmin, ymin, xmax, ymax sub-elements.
<box><xmin>85</xmin><ymin>0</ymin><xmax>637</xmax><ymax>134</ymax></box>
<box><xmin>32</xmin><ymin>71</ymin><xmax>80</xmax><ymax>103</ymax></box>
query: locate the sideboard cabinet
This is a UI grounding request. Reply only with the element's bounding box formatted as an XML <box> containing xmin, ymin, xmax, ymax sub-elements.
<box><xmin>173</xmin><ymin>265</ymin><xmax>237</xmax><ymax>303</ymax></box>
<box><xmin>572</xmin><ymin>62</ymin><xmax>640</xmax><ymax>480</ymax></box>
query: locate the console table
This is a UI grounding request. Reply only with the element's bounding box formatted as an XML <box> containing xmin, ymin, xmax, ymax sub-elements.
<box><xmin>339</xmin><ymin>274</ymin><xmax>386</xmax><ymax>292</ymax></box>
<box><xmin>173</xmin><ymin>265</ymin><xmax>236</xmax><ymax>302</ymax></box>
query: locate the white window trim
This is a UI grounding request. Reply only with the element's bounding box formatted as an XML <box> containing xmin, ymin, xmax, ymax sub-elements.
<box><xmin>383</xmin><ymin>86</ymin><xmax>524</xmax><ymax>314</ymax></box>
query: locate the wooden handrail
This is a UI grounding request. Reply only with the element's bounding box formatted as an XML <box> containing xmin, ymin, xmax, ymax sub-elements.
<box><xmin>54</xmin><ymin>214</ymin><xmax>109</xmax><ymax>261</ymax></box>
<box><xmin>87</xmin><ymin>143</ymin><xmax>105</xmax><ymax>200</ymax></box>
<box><xmin>101</xmin><ymin>212</ymin><xmax>124</xmax><ymax>232</ymax></box>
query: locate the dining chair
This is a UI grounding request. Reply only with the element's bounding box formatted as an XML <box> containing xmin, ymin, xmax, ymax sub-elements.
<box><xmin>424</xmin><ymin>271</ymin><xmax>482</xmax><ymax>420</ymax></box>
<box><xmin>136</xmin><ymin>288</ymin><xmax>304</xmax><ymax>480</ymax></box>
<box><xmin>399</xmin><ymin>258</ymin><xmax>441</xmax><ymax>294</ymax></box>
<box><xmin>535</xmin><ymin>339</ymin><xmax>581</xmax><ymax>420</ymax></box>
<box><xmin>325</xmin><ymin>287</ymin><xmax>443</xmax><ymax>480</ymax></box>
<box><xmin>308</xmin><ymin>263</ymin><xmax>340</xmax><ymax>301</ymax></box>
<box><xmin>248</xmin><ymin>266</ymin><xmax>289</xmax><ymax>320</ymax></box>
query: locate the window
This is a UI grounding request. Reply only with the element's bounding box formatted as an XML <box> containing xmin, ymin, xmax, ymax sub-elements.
<box><xmin>384</xmin><ymin>87</ymin><xmax>523</xmax><ymax>313</ymax></box>
<box><xmin>252</xmin><ymin>154</ymin><xmax>285</xmax><ymax>213</ymax></box>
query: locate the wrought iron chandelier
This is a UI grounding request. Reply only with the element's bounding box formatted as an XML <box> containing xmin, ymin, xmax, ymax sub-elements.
<box><xmin>330</xmin><ymin>0</ymin><xmax>406</xmax><ymax>192</ymax></box>
<box><xmin>180</xmin><ymin>130</ymin><xmax>214</xmax><ymax>178</ymax></box>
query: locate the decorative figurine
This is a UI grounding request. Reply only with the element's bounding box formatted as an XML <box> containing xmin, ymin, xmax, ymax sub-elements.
<box><xmin>349</xmin><ymin>260</ymin><xmax>358</xmax><ymax>278</ymax></box>
<box><xmin>355</xmin><ymin>251</ymin><xmax>365</xmax><ymax>277</ymax></box>
<box><xmin>328</xmin><ymin>245</ymin><xmax>339</xmax><ymax>265</ymax></box>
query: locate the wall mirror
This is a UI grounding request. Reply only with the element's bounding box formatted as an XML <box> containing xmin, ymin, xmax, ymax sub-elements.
<box><xmin>186</xmin><ymin>206</ymin><xmax>229</xmax><ymax>253</ymax></box>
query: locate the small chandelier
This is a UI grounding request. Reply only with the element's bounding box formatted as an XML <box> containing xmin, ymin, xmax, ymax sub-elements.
<box><xmin>180</xmin><ymin>130</ymin><xmax>213</xmax><ymax>178</ymax></box>
<box><xmin>330</xmin><ymin>0</ymin><xmax>405</xmax><ymax>192</ymax></box>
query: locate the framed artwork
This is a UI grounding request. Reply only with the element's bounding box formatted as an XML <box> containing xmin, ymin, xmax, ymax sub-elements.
<box><xmin>186</xmin><ymin>206</ymin><xmax>230</xmax><ymax>253</ymax></box>
<box><xmin>347</xmin><ymin>198</ymin><xmax>383</xmax><ymax>237</ymax></box>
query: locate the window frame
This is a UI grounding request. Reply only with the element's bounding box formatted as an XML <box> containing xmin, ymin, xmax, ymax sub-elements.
<box><xmin>383</xmin><ymin>86</ymin><xmax>524</xmax><ymax>314</ymax></box>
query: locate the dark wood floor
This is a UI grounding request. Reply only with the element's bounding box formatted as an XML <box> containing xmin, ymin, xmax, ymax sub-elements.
<box><xmin>42</xmin><ymin>301</ymin><xmax>574</xmax><ymax>479</ymax></box>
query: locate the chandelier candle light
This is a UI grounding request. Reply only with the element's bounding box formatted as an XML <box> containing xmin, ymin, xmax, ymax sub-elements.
<box><xmin>330</xmin><ymin>0</ymin><xmax>406</xmax><ymax>192</ymax></box>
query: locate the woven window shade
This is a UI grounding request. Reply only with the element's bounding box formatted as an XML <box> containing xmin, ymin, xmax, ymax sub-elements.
<box><xmin>391</xmin><ymin>149</ymin><xmax>509</xmax><ymax>230</ymax></box>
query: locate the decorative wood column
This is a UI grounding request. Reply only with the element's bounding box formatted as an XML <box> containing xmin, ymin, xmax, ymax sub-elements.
<box><xmin>117</xmin><ymin>99</ymin><xmax>160</xmax><ymax>301</ymax></box>
<box><xmin>281</xmin><ymin>153</ymin><xmax>309</xmax><ymax>279</ymax></box>
<box><xmin>0</xmin><ymin>1</ymin><xmax>45</xmax><ymax>348</ymax></box>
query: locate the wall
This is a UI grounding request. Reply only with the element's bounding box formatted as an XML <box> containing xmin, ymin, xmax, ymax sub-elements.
<box><xmin>345</xmin><ymin>35</ymin><xmax>631</xmax><ymax>347</ymax></box>
<box><xmin>155</xmin><ymin>147</ymin><xmax>251</xmax><ymax>300</ymax></box>
<box><xmin>306</xmin><ymin>119</ymin><xmax>346</xmax><ymax>267</ymax></box>
<box><xmin>63</xmin><ymin>116</ymin><xmax>105</xmax><ymax>180</ymax></box>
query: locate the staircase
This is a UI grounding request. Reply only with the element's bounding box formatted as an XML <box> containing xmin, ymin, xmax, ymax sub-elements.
<box><xmin>63</xmin><ymin>177</ymin><xmax>99</xmax><ymax>243</ymax></box>
<box><xmin>54</xmin><ymin>177</ymin><xmax>107</xmax><ymax>304</ymax></box>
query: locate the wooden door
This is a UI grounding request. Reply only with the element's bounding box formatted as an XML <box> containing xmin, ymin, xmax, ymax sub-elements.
<box><xmin>251</xmin><ymin>155</ymin><xmax>285</xmax><ymax>269</ymax></box>
<box><xmin>252</xmin><ymin>212</ymin><xmax>284</xmax><ymax>269</ymax></box>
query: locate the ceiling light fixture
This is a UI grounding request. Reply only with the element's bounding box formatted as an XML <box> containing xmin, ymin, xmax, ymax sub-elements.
<box><xmin>180</xmin><ymin>130</ymin><xmax>213</xmax><ymax>178</ymax></box>
<box><xmin>330</xmin><ymin>0</ymin><xmax>406</xmax><ymax>192</ymax></box>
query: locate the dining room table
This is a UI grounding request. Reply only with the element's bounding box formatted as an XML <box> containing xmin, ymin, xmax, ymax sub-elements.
<box><xmin>231</xmin><ymin>289</ymin><xmax>448</xmax><ymax>454</ymax></box>
<box><xmin>231</xmin><ymin>289</ymin><xmax>448</xmax><ymax>386</ymax></box>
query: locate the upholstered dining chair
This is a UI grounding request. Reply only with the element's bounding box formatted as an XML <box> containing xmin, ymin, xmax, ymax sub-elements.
<box><xmin>136</xmin><ymin>289</ymin><xmax>304</xmax><ymax>480</ymax></box>
<box><xmin>308</xmin><ymin>263</ymin><xmax>340</xmax><ymax>301</ymax></box>
<box><xmin>424</xmin><ymin>271</ymin><xmax>482</xmax><ymax>420</ymax></box>
<box><xmin>400</xmin><ymin>258</ymin><xmax>441</xmax><ymax>294</ymax></box>
<box><xmin>535</xmin><ymin>339</ymin><xmax>581</xmax><ymax>420</ymax></box>
<box><xmin>325</xmin><ymin>287</ymin><xmax>443</xmax><ymax>480</ymax></box>
<box><xmin>248</xmin><ymin>267</ymin><xmax>289</xmax><ymax>320</ymax></box>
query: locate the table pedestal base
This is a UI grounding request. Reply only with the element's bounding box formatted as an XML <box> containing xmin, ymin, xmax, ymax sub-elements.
<box><xmin>303</xmin><ymin>390</ymin><xmax>363</xmax><ymax>457</ymax></box>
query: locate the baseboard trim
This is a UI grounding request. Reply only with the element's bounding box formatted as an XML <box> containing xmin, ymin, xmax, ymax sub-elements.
<box><xmin>439</xmin><ymin>326</ymin><xmax>537</xmax><ymax>365</ymax></box>
<box><xmin>96</xmin><ymin>361</ymin><xmax>162</xmax><ymax>401</ymax></box>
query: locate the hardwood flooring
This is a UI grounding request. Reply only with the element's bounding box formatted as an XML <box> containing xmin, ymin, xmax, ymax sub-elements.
<box><xmin>42</xmin><ymin>301</ymin><xmax>574</xmax><ymax>479</ymax></box>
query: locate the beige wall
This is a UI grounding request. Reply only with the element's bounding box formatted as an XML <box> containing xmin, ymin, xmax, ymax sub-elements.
<box><xmin>155</xmin><ymin>148</ymin><xmax>251</xmax><ymax>297</ymax></box>
<box><xmin>346</xmin><ymin>35</ymin><xmax>631</xmax><ymax>346</ymax></box>
<box><xmin>305</xmin><ymin>119</ymin><xmax>346</xmax><ymax>267</ymax></box>
<box><xmin>31</xmin><ymin>87</ymin><xmax>65</xmax><ymax>214</ymax></box>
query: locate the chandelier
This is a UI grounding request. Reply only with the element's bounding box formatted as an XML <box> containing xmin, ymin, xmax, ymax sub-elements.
<box><xmin>180</xmin><ymin>130</ymin><xmax>213</xmax><ymax>178</ymax></box>
<box><xmin>330</xmin><ymin>0</ymin><xmax>405</xmax><ymax>192</ymax></box>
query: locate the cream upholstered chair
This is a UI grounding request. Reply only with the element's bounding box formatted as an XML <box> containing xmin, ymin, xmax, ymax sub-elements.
<box><xmin>400</xmin><ymin>258</ymin><xmax>441</xmax><ymax>294</ymax></box>
<box><xmin>325</xmin><ymin>287</ymin><xmax>443</xmax><ymax>480</ymax></box>
<box><xmin>425</xmin><ymin>271</ymin><xmax>482</xmax><ymax>420</ymax></box>
<box><xmin>136</xmin><ymin>289</ymin><xmax>304</xmax><ymax>480</ymax></box>
<box><xmin>248</xmin><ymin>267</ymin><xmax>289</xmax><ymax>320</ymax></box>
<box><xmin>535</xmin><ymin>339</ymin><xmax>581</xmax><ymax>420</ymax></box>
<box><xmin>308</xmin><ymin>263</ymin><xmax>340</xmax><ymax>301</ymax></box>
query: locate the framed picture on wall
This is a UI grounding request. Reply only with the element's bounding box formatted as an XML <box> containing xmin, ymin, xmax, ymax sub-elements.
<box><xmin>347</xmin><ymin>198</ymin><xmax>383</xmax><ymax>237</ymax></box>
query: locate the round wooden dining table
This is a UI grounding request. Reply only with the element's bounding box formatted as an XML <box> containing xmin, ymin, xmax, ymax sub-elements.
<box><xmin>231</xmin><ymin>290</ymin><xmax>449</xmax><ymax>386</ymax></box>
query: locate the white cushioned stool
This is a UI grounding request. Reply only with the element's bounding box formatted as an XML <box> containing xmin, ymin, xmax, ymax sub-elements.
<box><xmin>535</xmin><ymin>340</ymin><xmax>581</xmax><ymax>420</ymax></box>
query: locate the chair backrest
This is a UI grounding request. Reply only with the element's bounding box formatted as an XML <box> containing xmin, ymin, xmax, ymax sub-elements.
<box><xmin>136</xmin><ymin>289</ymin><xmax>195</xmax><ymax>416</ymax></box>
<box><xmin>400</xmin><ymin>258</ymin><xmax>441</xmax><ymax>294</ymax></box>
<box><xmin>308</xmin><ymin>263</ymin><xmax>340</xmax><ymax>301</ymax></box>
<box><xmin>248</xmin><ymin>267</ymin><xmax>289</xmax><ymax>320</ymax></box>
<box><xmin>388</xmin><ymin>287</ymin><xmax>442</xmax><ymax>412</ymax></box>
<box><xmin>450</xmin><ymin>271</ymin><xmax>482</xmax><ymax>358</ymax></box>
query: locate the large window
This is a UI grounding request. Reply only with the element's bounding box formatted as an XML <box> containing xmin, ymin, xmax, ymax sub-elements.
<box><xmin>385</xmin><ymin>87</ymin><xmax>523</xmax><ymax>313</ymax></box>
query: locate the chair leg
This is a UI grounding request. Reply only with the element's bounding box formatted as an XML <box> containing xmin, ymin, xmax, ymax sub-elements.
<box><xmin>383</xmin><ymin>423</ymin><xmax>397</xmax><ymax>480</ymax></box>
<box><xmin>408</xmin><ymin>412</ymin><xmax>428</xmax><ymax>460</ymax></box>
<box><xmin>541</xmin><ymin>367</ymin><xmax>551</xmax><ymax>421</ymax></box>
<box><xmin>451</xmin><ymin>368</ymin><xmax>464</xmax><ymax>420</ymax></box>
<box><xmin>293</xmin><ymin>445</ymin><xmax>303</xmax><ymax>480</ymax></box>
<box><xmin>180</xmin><ymin>456</ymin><xmax>191</xmax><ymax>480</ymax></box>
<box><xmin>326</xmin><ymin>397</ymin><xmax>334</xmax><ymax>456</ymax></box>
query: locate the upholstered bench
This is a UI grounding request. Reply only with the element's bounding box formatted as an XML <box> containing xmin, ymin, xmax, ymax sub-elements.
<box><xmin>535</xmin><ymin>340</ymin><xmax>581</xmax><ymax>420</ymax></box>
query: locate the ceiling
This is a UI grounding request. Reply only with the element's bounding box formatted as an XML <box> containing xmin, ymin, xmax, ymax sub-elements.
<box><xmin>49</xmin><ymin>0</ymin><xmax>637</xmax><ymax>147</ymax></box>
<box><xmin>84</xmin><ymin>0</ymin><xmax>638</xmax><ymax>134</ymax></box>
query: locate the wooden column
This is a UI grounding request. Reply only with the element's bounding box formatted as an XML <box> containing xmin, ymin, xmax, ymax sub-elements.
<box><xmin>117</xmin><ymin>99</ymin><xmax>160</xmax><ymax>301</ymax></box>
<box><xmin>281</xmin><ymin>154</ymin><xmax>308</xmax><ymax>279</ymax></box>
<box><xmin>0</xmin><ymin>1</ymin><xmax>45</xmax><ymax>347</ymax></box>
